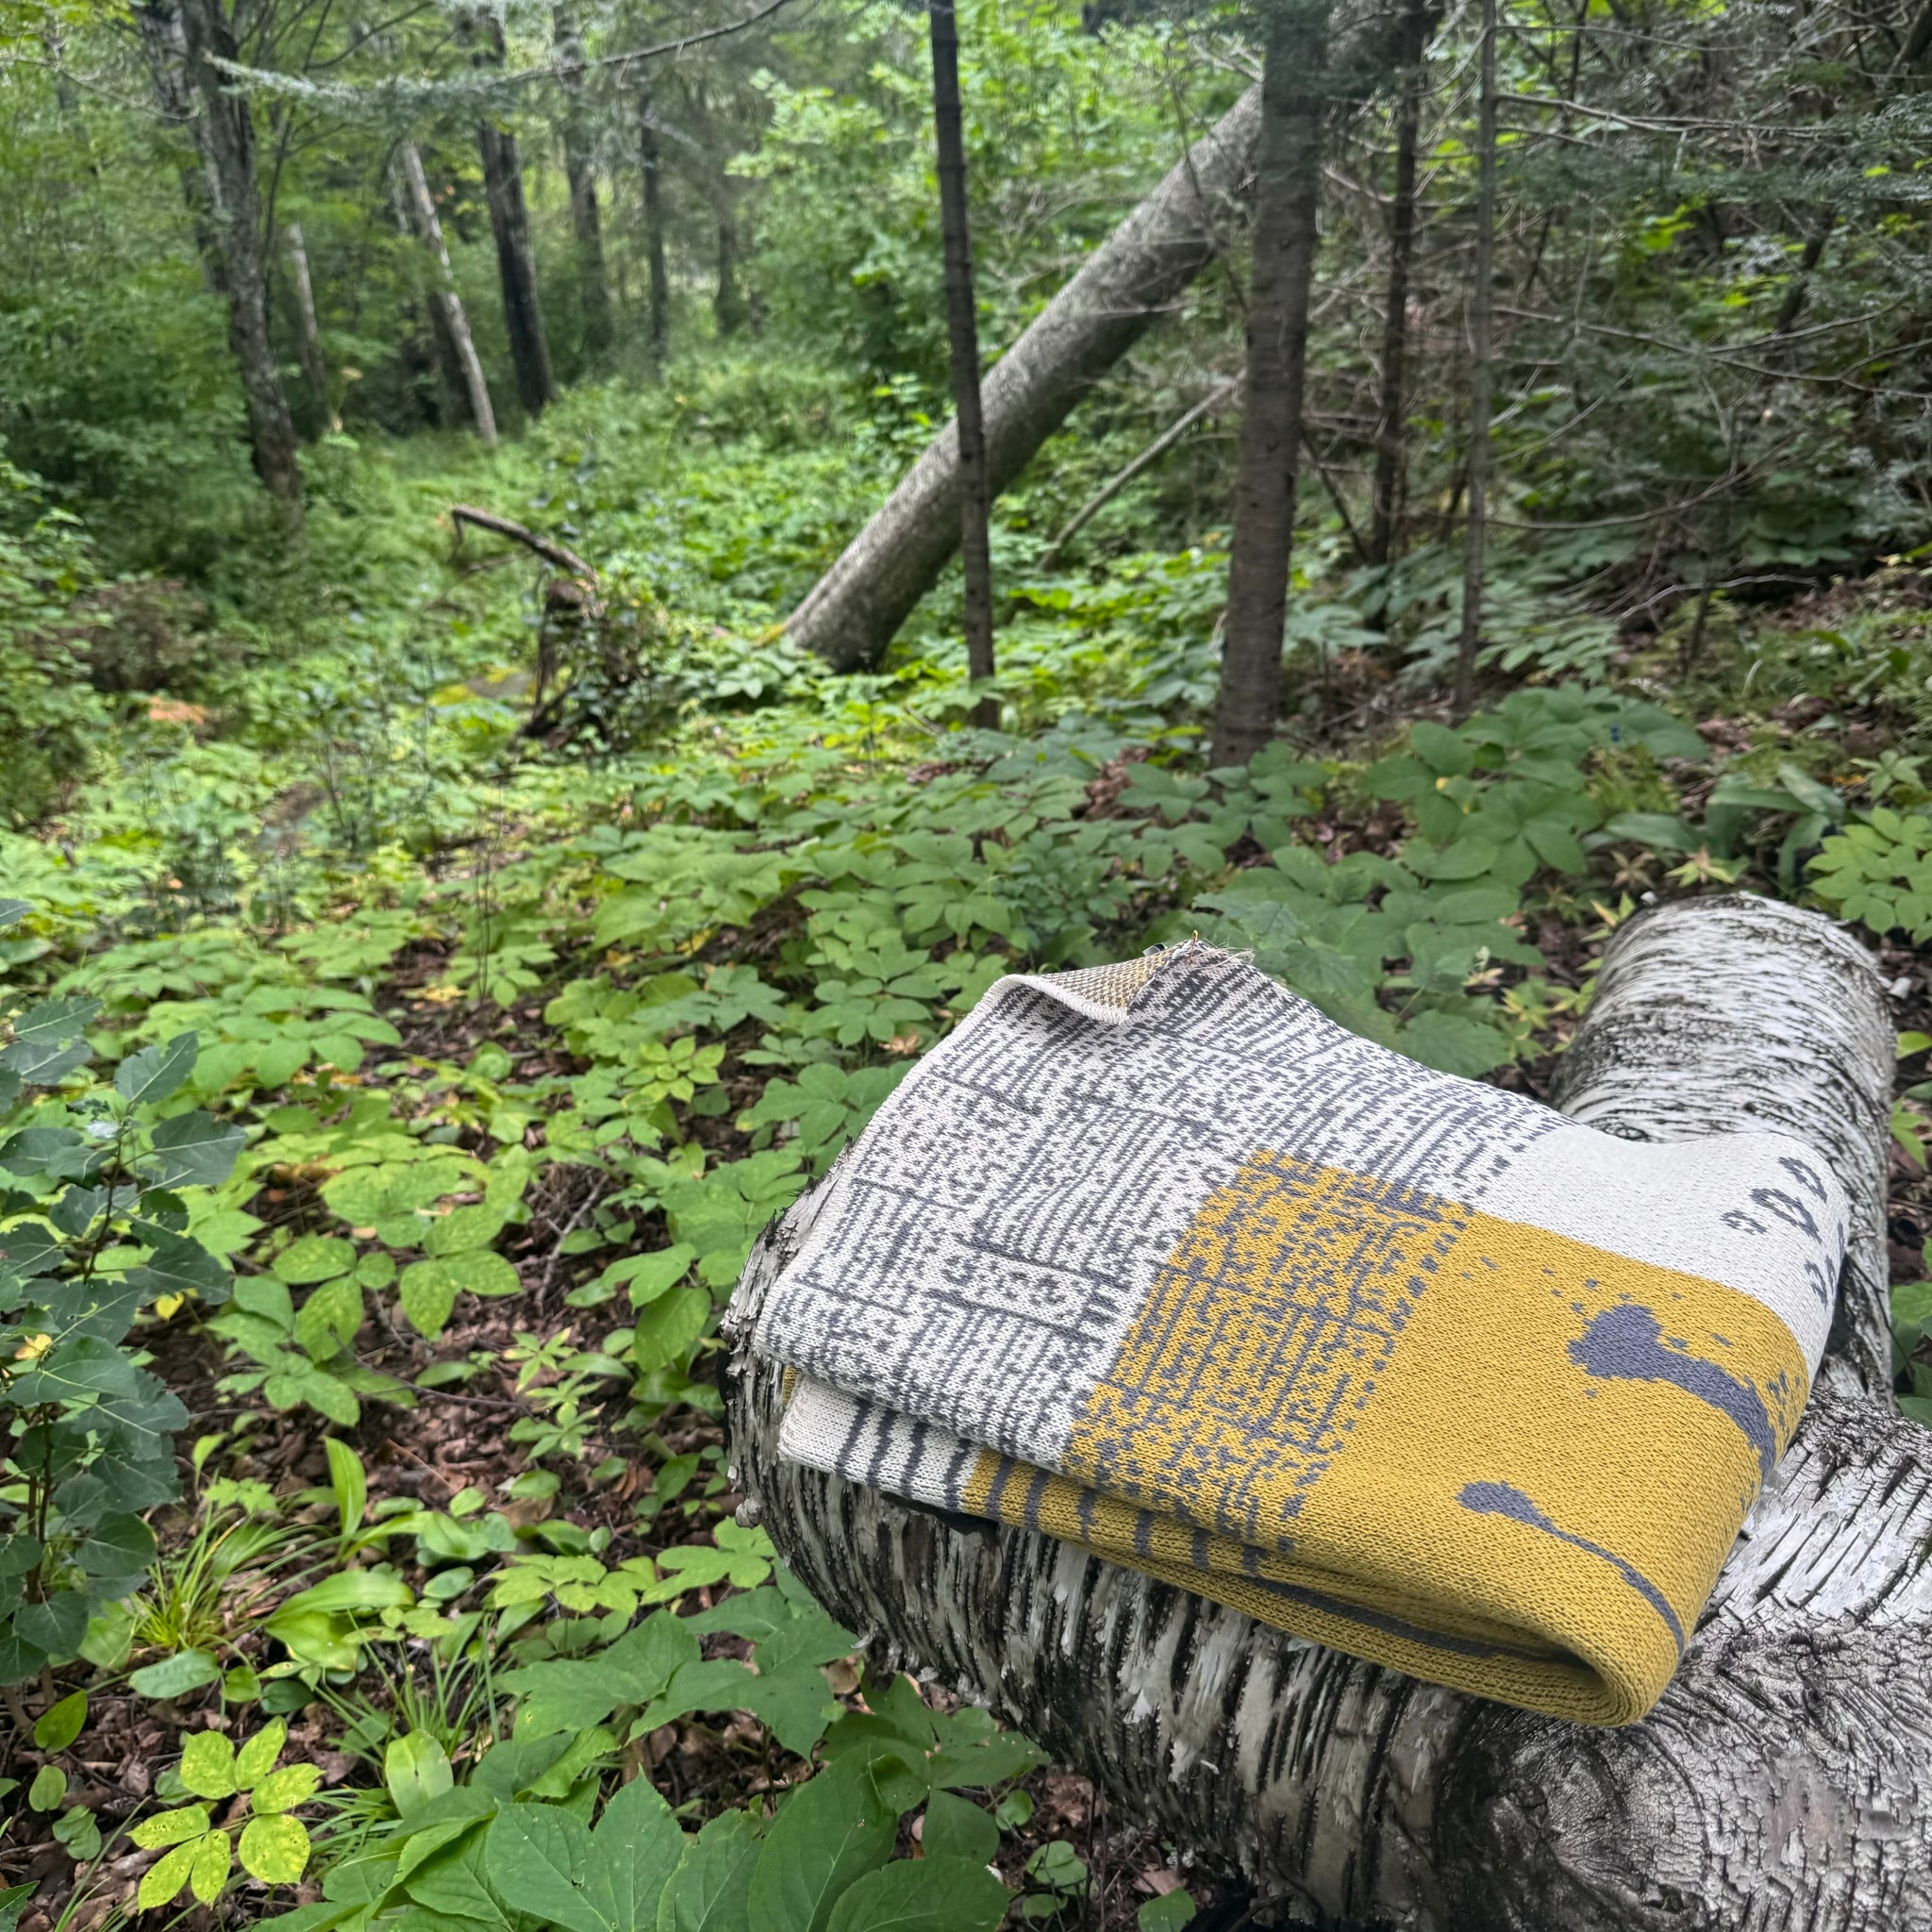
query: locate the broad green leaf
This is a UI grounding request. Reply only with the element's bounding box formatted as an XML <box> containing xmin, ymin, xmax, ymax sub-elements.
<box><xmin>14</xmin><ymin>1591</ymin><xmax>85</xmax><ymax>1658</ymax></box>
<box><xmin>606</xmin><ymin>1246</ymin><xmax>697</xmax><ymax>1307</ymax></box>
<box><xmin>275</xmin><ymin>1236</ymin><xmax>357</xmax><ymax>1285</ymax></box>
<box><xmin>398</xmin><ymin>1258</ymin><xmax>459</xmax><ymax>1338</ymax></box>
<box><xmin>115</xmin><ymin>1033</ymin><xmax>199</xmax><ymax>1108</ymax></box>
<box><xmin>823</xmin><ymin>1858</ymin><xmax>1008</xmax><ymax>1932</ymax></box>
<box><xmin>583</xmin><ymin>1773</ymin><xmax>686</xmax><ymax>1932</ymax></box>
<box><xmin>240</xmin><ymin>1812</ymin><xmax>312</xmax><ymax>1884</ymax></box>
<box><xmin>403</xmin><ymin>1828</ymin><xmax>516</xmax><ymax>1928</ymax></box>
<box><xmin>399</xmin><ymin>1252</ymin><xmax>521</xmax><ymax>1336</ymax></box>
<box><xmin>746</xmin><ymin>1760</ymin><xmax>895</xmax><ymax>1932</ymax></box>
<box><xmin>125</xmin><ymin>1224</ymin><xmax>230</xmax><ymax>1305</ymax></box>
<box><xmin>252</xmin><ymin>1763</ymin><xmax>323</xmax><ymax>1813</ymax></box>
<box><xmin>1138</xmin><ymin>1892</ymin><xmax>1196</xmax><ymax>1932</ymax></box>
<box><xmin>129</xmin><ymin>1648</ymin><xmax>222</xmax><ymax>1698</ymax></box>
<box><xmin>296</xmin><ymin>1275</ymin><xmax>363</xmax><ymax>1359</ymax></box>
<box><xmin>190</xmin><ymin>1828</ymin><xmax>233</xmax><ymax>1903</ymax></box>
<box><xmin>78</xmin><ymin>1509</ymin><xmax>157</xmax><ymax>1575</ymax></box>
<box><xmin>386</xmin><ymin>1732</ymin><xmax>455</xmax><ymax>1818</ymax></box>
<box><xmin>144</xmin><ymin>1111</ymin><xmax>246</xmax><ymax>1191</ymax></box>
<box><xmin>32</xmin><ymin>1690</ymin><xmax>87</xmax><ymax>1752</ymax></box>
<box><xmin>27</xmin><ymin>1766</ymin><xmax>65</xmax><ymax>1812</ymax></box>
<box><xmin>138</xmin><ymin>1837</ymin><xmax>201</xmax><ymax>1909</ymax></box>
<box><xmin>483</xmin><ymin>1802</ymin><xmax>603</xmax><ymax>1932</ymax></box>
<box><xmin>425</xmin><ymin>1205</ymin><xmax>508</xmax><ymax>1257</ymax></box>
<box><xmin>445</xmin><ymin>1249</ymin><xmax>521</xmax><ymax>1296</ymax></box>
<box><xmin>180</xmin><ymin>1728</ymin><xmax>238</xmax><ymax>1800</ymax></box>
<box><xmin>236</xmin><ymin>1721</ymin><xmax>289</xmax><ymax>1790</ymax></box>
<box><xmin>500</xmin><ymin>1609</ymin><xmax>698</xmax><ymax>1738</ymax></box>
<box><xmin>659</xmin><ymin>1809</ymin><xmax>763</xmax><ymax>1932</ymax></box>
<box><xmin>920</xmin><ymin>1791</ymin><xmax>997</xmax><ymax>1866</ymax></box>
<box><xmin>630</xmin><ymin>1287</ymin><xmax>710</xmax><ymax>1374</ymax></box>
<box><xmin>130</xmin><ymin>1805</ymin><xmax>215</xmax><ymax>1850</ymax></box>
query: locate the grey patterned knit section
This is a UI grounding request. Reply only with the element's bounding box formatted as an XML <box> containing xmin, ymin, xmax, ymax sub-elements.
<box><xmin>756</xmin><ymin>945</ymin><xmax>1561</xmax><ymax>1470</ymax></box>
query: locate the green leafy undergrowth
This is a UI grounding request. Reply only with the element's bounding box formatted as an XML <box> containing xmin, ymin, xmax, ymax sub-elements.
<box><xmin>1807</xmin><ymin>807</ymin><xmax>1932</xmax><ymax>943</ymax></box>
<box><xmin>0</xmin><ymin>907</ymin><xmax>244</xmax><ymax>1685</ymax></box>
<box><xmin>1179</xmin><ymin>689</ymin><xmax>1707</xmax><ymax>1074</ymax></box>
<box><xmin>278</xmin><ymin>1735</ymin><xmax>1020</xmax><ymax>1932</ymax></box>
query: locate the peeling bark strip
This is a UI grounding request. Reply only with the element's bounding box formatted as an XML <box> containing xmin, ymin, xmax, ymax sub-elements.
<box><xmin>728</xmin><ymin>895</ymin><xmax>1926</xmax><ymax>1930</ymax></box>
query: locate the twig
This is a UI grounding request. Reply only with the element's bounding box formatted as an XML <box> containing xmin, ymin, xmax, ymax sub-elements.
<box><xmin>540</xmin><ymin>1179</ymin><xmax>608</xmax><ymax>1293</ymax></box>
<box><xmin>448</xmin><ymin>505</ymin><xmax>598</xmax><ymax>582</ymax></box>
<box><xmin>1041</xmin><ymin>380</ymin><xmax>1238</xmax><ymax>566</ymax></box>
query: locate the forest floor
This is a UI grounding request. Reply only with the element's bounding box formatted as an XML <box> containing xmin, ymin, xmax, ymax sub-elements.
<box><xmin>3</xmin><ymin>371</ymin><xmax>1931</xmax><ymax>1932</ymax></box>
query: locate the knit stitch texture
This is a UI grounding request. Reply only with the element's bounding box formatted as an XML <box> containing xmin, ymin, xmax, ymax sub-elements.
<box><xmin>752</xmin><ymin>942</ymin><xmax>1849</xmax><ymax>1724</ymax></box>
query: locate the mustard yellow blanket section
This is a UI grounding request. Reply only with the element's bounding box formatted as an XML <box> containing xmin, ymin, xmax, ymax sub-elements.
<box><xmin>946</xmin><ymin>1153</ymin><xmax>1807</xmax><ymax>1724</ymax></box>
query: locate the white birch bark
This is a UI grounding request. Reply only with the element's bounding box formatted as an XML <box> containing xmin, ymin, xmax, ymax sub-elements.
<box><xmin>285</xmin><ymin>222</ymin><xmax>340</xmax><ymax>436</ymax></box>
<box><xmin>398</xmin><ymin>143</ymin><xmax>498</xmax><ymax>447</ymax></box>
<box><xmin>727</xmin><ymin>894</ymin><xmax>1920</xmax><ymax>1930</ymax></box>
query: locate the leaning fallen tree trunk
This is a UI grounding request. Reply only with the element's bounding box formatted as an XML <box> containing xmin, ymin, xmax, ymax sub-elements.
<box><xmin>783</xmin><ymin>85</ymin><xmax>1261</xmax><ymax>671</ymax></box>
<box><xmin>785</xmin><ymin>2</ymin><xmax>1441</xmax><ymax>671</ymax></box>
<box><xmin>727</xmin><ymin>895</ymin><xmax>1925</xmax><ymax>1930</ymax></box>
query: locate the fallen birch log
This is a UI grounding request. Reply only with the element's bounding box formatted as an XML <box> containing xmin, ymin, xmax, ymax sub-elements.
<box><xmin>726</xmin><ymin>894</ymin><xmax>1924</xmax><ymax>1930</ymax></box>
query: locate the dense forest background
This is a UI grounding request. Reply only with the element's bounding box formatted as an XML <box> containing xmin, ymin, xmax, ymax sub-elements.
<box><xmin>4</xmin><ymin>0</ymin><xmax>1932</xmax><ymax>1927</ymax></box>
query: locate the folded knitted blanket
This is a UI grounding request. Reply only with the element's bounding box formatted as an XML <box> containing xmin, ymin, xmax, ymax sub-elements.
<box><xmin>751</xmin><ymin>942</ymin><xmax>1849</xmax><ymax>1724</ymax></box>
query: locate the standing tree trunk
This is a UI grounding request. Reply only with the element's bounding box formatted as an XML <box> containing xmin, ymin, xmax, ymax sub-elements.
<box><xmin>640</xmin><ymin>94</ymin><xmax>671</xmax><ymax>366</ymax></box>
<box><xmin>175</xmin><ymin>0</ymin><xmax>303</xmax><ymax>520</ymax></box>
<box><xmin>1367</xmin><ymin>0</ymin><xmax>1431</xmax><ymax>570</ymax></box>
<box><xmin>285</xmin><ymin>222</ymin><xmax>339</xmax><ymax>436</ymax></box>
<box><xmin>1212</xmin><ymin>0</ymin><xmax>1331</xmax><ymax>770</ymax></box>
<box><xmin>473</xmin><ymin>15</ymin><xmax>555</xmax><ymax>421</ymax></box>
<box><xmin>397</xmin><ymin>143</ymin><xmax>497</xmax><ymax>445</ymax></box>
<box><xmin>729</xmin><ymin>893</ymin><xmax>1921</xmax><ymax>1930</ymax></box>
<box><xmin>713</xmin><ymin>178</ymin><xmax>747</xmax><ymax>339</ymax></box>
<box><xmin>554</xmin><ymin>6</ymin><xmax>612</xmax><ymax>361</ymax></box>
<box><xmin>1451</xmin><ymin>0</ymin><xmax>1497</xmax><ymax>721</ymax></box>
<box><xmin>477</xmin><ymin>116</ymin><xmax>556</xmax><ymax>417</ymax></box>
<box><xmin>928</xmin><ymin>0</ymin><xmax>997</xmax><ymax>725</ymax></box>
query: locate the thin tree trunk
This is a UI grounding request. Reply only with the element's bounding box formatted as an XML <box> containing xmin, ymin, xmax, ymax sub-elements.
<box><xmin>477</xmin><ymin>117</ymin><xmax>555</xmax><ymax>417</ymax></box>
<box><xmin>730</xmin><ymin>893</ymin><xmax>1915</xmax><ymax>1929</ymax></box>
<box><xmin>714</xmin><ymin>179</ymin><xmax>747</xmax><ymax>338</ymax></box>
<box><xmin>473</xmin><ymin>16</ymin><xmax>555</xmax><ymax>422</ymax></box>
<box><xmin>640</xmin><ymin>94</ymin><xmax>671</xmax><ymax>366</ymax></box>
<box><xmin>1368</xmin><ymin>0</ymin><xmax>1431</xmax><ymax>569</ymax></box>
<box><xmin>1213</xmin><ymin>0</ymin><xmax>1330</xmax><ymax>770</ymax></box>
<box><xmin>784</xmin><ymin>1</ymin><xmax>1427</xmax><ymax>673</ymax></box>
<box><xmin>786</xmin><ymin>85</ymin><xmax>1262</xmax><ymax>671</ymax></box>
<box><xmin>554</xmin><ymin>6</ymin><xmax>612</xmax><ymax>360</ymax></box>
<box><xmin>928</xmin><ymin>0</ymin><xmax>996</xmax><ymax>725</ymax></box>
<box><xmin>398</xmin><ymin>143</ymin><xmax>498</xmax><ymax>445</ymax></box>
<box><xmin>1771</xmin><ymin>209</ymin><xmax>1837</xmax><ymax>341</ymax></box>
<box><xmin>176</xmin><ymin>0</ymin><xmax>303</xmax><ymax>521</ymax></box>
<box><xmin>1043</xmin><ymin>378</ymin><xmax>1238</xmax><ymax>568</ymax></box>
<box><xmin>285</xmin><ymin>222</ymin><xmax>339</xmax><ymax>436</ymax></box>
<box><xmin>1451</xmin><ymin>0</ymin><xmax>1497</xmax><ymax>722</ymax></box>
